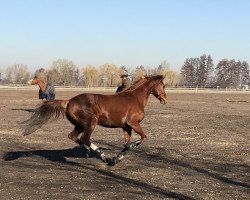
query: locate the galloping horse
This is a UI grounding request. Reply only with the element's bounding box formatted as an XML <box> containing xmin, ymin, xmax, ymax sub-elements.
<box><xmin>27</xmin><ymin>76</ymin><xmax>55</xmax><ymax>100</ymax></box>
<box><xmin>22</xmin><ymin>75</ymin><xmax>167</xmax><ymax>165</ymax></box>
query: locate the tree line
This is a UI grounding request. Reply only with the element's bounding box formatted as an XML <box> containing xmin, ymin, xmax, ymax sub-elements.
<box><xmin>0</xmin><ymin>55</ymin><xmax>249</xmax><ymax>88</ymax></box>
<box><xmin>180</xmin><ymin>54</ymin><xmax>250</xmax><ymax>88</ymax></box>
<box><xmin>0</xmin><ymin>59</ymin><xmax>178</xmax><ymax>87</ymax></box>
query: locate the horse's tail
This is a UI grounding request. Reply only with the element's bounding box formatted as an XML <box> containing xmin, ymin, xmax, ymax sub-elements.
<box><xmin>21</xmin><ymin>100</ymin><xmax>69</xmax><ymax>136</ymax></box>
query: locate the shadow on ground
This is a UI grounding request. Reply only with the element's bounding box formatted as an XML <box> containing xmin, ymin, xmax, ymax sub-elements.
<box><xmin>3</xmin><ymin>146</ymin><xmax>195</xmax><ymax>200</ymax></box>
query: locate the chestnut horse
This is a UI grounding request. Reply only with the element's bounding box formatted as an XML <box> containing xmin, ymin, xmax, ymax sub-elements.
<box><xmin>22</xmin><ymin>75</ymin><xmax>167</xmax><ymax>165</ymax></box>
<box><xmin>27</xmin><ymin>76</ymin><xmax>55</xmax><ymax>100</ymax></box>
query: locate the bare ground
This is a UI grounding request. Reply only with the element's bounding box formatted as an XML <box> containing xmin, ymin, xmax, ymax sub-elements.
<box><xmin>0</xmin><ymin>88</ymin><xmax>249</xmax><ymax>200</ymax></box>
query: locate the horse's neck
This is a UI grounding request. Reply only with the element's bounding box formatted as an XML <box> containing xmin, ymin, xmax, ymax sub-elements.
<box><xmin>37</xmin><ymin>80</ymin><xmax>46</xmax><ymax>91</ymax></box>
<box><xmin>132</xmin><ymin>81</ymin><xmax>152</xmax><ymax>107</ymax></box>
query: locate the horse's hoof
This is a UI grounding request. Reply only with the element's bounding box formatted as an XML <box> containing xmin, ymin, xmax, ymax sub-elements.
<box><xmin>94</xmin><ymin>148</ymin><xmax>107</xmax><ymax>163</ymax></box>
<box><xmin>99</xmin><ymin>154</ymin><xmax>106</xmax><ymax>163</ymax></box>
<box><xmin>113</xmin><ymin>157</ymin><xmax>120</xmax><ymax>165</ymax></box>
<box><xmin>106</xmin><ymin>157</ymin><xmax>118</xmax><ymax>166</ymax></box>
<box><xmin>123</xmin><ymin>142</ymin><xmax>131</xmax><ymax>148</ymax></box>
<box><xmin>129</xmin><ymin>140</ymin><xmax>142</xmax><ymax>149</ymax></box>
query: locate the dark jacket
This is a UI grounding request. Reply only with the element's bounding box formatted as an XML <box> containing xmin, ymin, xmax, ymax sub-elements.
<box><xmin>39</xmin><ymin>84</ymin><xmax>55</xmax><ymax>100</ymax></box>
<box><xmin>116</xmin><ymin>84</ymin><xmax>127</xmax><ymax>93</ymax></box>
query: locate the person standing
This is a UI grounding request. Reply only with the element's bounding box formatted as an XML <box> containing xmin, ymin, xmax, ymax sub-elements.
<box><xmin>115</xmin><ymin>74</ymin><xmax>132</xmax><ymax>144</ymax></box>
<box><xmin>116</xmin><ymin>74</ymin><xmax>129</xmax><ymax>93</ymax></box>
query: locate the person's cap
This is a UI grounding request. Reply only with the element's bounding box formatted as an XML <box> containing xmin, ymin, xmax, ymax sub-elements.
<box><xmin>120</xmin><ymin>74</ymin><xmax>128</xmax><ymax>78</ymax></box>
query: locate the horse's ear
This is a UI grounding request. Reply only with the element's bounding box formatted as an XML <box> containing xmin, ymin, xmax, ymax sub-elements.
<box><xmin>159</xmin><ymin>74</ymin><xmax>165</xmax><ymax>80</ymax></box>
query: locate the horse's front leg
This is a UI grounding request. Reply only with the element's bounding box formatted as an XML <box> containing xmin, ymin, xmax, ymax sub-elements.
<box><xmin>111</xmin><ymin>139</ymin><xmax>142</xmax><ymax>166</ymax></box>
<box><xmin>111</xmin><ymin>123</ymin><xmax>145</xmax><ymax>165</ymax></box>
<box><xmin>122</xmin><ymin>124</ymin><xmax>132</xmax><ymax>143</ymax></box>
<box><xmin>120</xmin><ymin>121</ymin><xmax>146</xmax><ymax>155</ymax></box>
<box><xmin>122</xmin><ymin>124</ymin><xmax>142</xmax><ymax>152</ymax></box>
<box><xmin>129</xmin><ymin>121</ymin><xmax>147</xmax><ymax>142</ymax></box>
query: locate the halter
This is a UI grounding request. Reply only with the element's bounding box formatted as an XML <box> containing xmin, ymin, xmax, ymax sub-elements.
<box><xmin>152</xmin><ymin>90</ymin><xmax>165</xmax><ymax>100</ymax></box>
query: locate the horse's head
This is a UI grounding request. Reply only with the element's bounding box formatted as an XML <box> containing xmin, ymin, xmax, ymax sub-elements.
<box><xmin>27</xmin><ymin>76</ymin><xmax>39</xmax><ymax>85</ymax></box>
<box><xmin>151</xmin><ymin>75</ymin><xmax>168</xmax><ymax>104</ymax></box>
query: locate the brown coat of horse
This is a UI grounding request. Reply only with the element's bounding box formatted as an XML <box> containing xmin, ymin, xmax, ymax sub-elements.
<box><xmin>22</xmin><ymin>75</ymin><xmax>167</xmax><ymax>164</ymax></box>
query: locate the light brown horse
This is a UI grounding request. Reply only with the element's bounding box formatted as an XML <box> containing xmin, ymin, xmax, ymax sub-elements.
<box><xmin>22</xmin><ymin>75</ymin><xmax>167</xmax><ymax>165</ymax></box>
<box><xmin>27</xmin><ymin>76</ymin><xmax>55</xmax><ymax>100</ymax></box>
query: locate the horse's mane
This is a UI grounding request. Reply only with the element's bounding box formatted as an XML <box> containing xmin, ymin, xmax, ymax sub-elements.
<box><xmin>123</xmin><ymin>77</ymin><xmax>147</xmax><ymax>92</ymax></box>
<box><xmin>123</xmin><ymin>75</ymin><xmax>164</xmax><ymax>92</ymax></box>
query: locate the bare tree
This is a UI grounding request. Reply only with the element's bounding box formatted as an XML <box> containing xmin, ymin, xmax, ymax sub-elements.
<box><xmin>51</xmin><ymin>59</ymin><xmax>77</xmax><ymax>86</ymax></box>
<box><xmin>5</xmin><ymin>64</ymin><xmax>30</xmax><ymax>84</ymax></box>
<box><xmin>81</xmin><ymin>65</ymin><xmax>98</xmax><ymax>87</ymax></box>
<box><xmin>119</xmin><ymin>66</ymin><xmax>128</xmax><ymax>75</ymax></box>
<box><xmin>99</xmin><ymin>63</ymin><xmax>120</xmax><ymax>87</ymax></box>
<box><xmin>149</xmin><ymin>62</ymin><xmax>179</xmax><ymax>87</ymax></box>
<box><xmin>157</xmin><ymin>61</ymin><xmax>170</xmax><ymax>75</ymax></box>
<box><xmin>240</xmin><ymin>61</ymin><xmax>250</xmax><ymax>86</ymax></box>
<box><xmin>165</xmin><ymin>70</ymin><xmax>179</xmax><ymax>87</ymax></box>
<box><xmin>133</xmin><ymin>65</ymin><xmax>146</xmax><ymax>81</ymax></box>
<box><xmin>47</xmin><ymin>68</ymin><xmax>61</xmax><ymax>85</ymax></box>
<box><xmin>0</xmin><ymin>68</ymin><xmax>3</xmax><ymax>82</ymax></box>
<box><xmin>74</xmin><ymin>68</ymin><xmax>81</xmax><ymax>86</ymax></box>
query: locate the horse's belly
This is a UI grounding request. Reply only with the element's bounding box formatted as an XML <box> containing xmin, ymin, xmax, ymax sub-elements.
<box><xmin>97</xmin><ymin>115</ymin><xmax>125</xmax><ymax>128</ymax></box>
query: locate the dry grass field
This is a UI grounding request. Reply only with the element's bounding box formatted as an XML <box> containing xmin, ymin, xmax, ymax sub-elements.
<box><xmin>0</xmin><ymin>87</ymin><xmax>249</xmax><ymax>200</ymax></box>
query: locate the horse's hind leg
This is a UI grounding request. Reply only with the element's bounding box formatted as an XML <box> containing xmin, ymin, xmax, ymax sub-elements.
<box><xmin>68</xmin><ymin>127</ymin><xmax>83</xmax><ymax>145</ymax></box>
<box><xmin>78</xmin><ymin>121</ymin><xmax>107</xmax><ymax>163</ymax></box>
<box><xmin>81</xmin><ymin>135</ymin><xmax>107</xmax><ymax>163</ymax></box>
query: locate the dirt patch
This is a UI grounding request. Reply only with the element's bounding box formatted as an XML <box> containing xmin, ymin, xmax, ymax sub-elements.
<box><xmin>0</xmin><ymin>88</ymin><xmax>249</xmax><ymax>200</ymax></box>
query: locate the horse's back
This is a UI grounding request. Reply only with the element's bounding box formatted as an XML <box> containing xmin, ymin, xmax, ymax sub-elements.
<box><xmin>68</xmin><ymin>93</ymin><xmax>98</xmax><ymax>111</ymax></box>
<box><xmin>68</xmin><ymin>92</ymin><xmax>136</xmax><ymax>113</ymax></box>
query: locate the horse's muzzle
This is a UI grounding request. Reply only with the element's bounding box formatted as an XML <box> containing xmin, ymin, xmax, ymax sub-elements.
<box><xmin>160</xmin><ymin>98</ymin><xmax>167</xmax><ymax>104</ymax></box>
<box><xmin>159</xmin><ymin>95</ymin><xmax>168</xmax><ymax>104</ymax></box>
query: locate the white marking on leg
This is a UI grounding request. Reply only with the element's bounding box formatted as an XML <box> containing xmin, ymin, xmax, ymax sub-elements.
<box><xmin>90</xmin><ymin>143</ymin><xmax>98</xmax><ymax>151</ymax></box>
<box><xmin>118</xmin><ymin>155</ymin><xmax>124</xmax><ymax>160</ymax></box>
<box><xmin>83</xmin><ymin>144</ymin><xmax>90</xmax><ymax>151</ymax></box>
<box><xmin>90</xmin><ymin>143</ymin><xmax>106</xmax><ymax>162</ymax></box>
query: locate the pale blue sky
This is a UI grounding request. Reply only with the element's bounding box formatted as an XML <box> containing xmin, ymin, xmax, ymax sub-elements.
<box><xmin>0</xmin><ymin>0</ymin><xmax>249</xmax><ymax>72</ymax></box>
